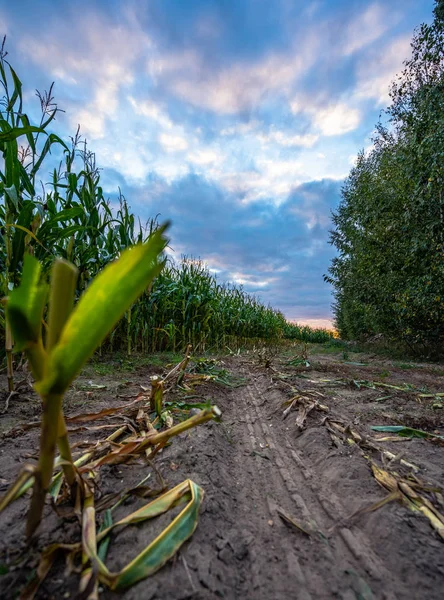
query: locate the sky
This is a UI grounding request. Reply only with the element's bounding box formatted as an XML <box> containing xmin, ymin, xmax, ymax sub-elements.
<box><xmin>0</xmin><ymin>0</ymin><xmax>436</xmax><ymax>328</ymax></box>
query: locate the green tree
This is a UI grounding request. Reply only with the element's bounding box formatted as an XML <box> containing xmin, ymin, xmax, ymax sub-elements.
<box><xmin>328</xmin><ymin>0</ymin><xmax>444</xmax><ymax>356</ymax></box>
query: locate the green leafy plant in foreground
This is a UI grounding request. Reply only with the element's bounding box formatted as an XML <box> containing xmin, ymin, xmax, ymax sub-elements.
<box><xmin>0</xmin><ymin>225</ymin><xmax>223</xmax><ymax>595</ymax></box>
<box><xmin>4</xmin><ymin>225</ymin><xmax>169</xmax><ymax>536</ymax></box>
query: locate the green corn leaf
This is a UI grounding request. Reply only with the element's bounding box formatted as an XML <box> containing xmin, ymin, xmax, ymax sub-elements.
<box><xmin>4</xmin><ymin>184</ymin><xmax>19</xmax><ymax>210</ymax></box>
<box><xmin>19</xmin><ymin>162</ymin><xmax>36</xmax><ymax>197</ymax></box>
<box><xmin>38</xmin><ymin>207</ymin><xmax>85</xmax><ymax>236</ymax></box>
<box><xmin>10</xmin><ymin>201</ymin><xmax>35</xmax><ymax>271</ymax></box>
<box><xmin>5</xmin><ymin>223</ymin><xmax>49</xmax><ymax>253</ymax></box>
<box><xmin>37</xmin><ymin>224</ymin><xmax>169</xmax><ymax>395</ymax></box>
<box><xmin>30</xmin><ymin>133</ymin><xmax>69</xmax><ymax>177</ymax></box>
<box><xmin>84</xmin><ymin>479</ymin><xmax>203</xmax><ymax>590</ymax></box>
<box><xmin>0</xmin><ymin>125</ymin><xmax>45</xmax><ymax>143</ymax></box>
<box><xmin>6</xmin><ymin>254</ymin><xmax>48</xmax><ymax>351</ymax></box>
<box><xmin>7</xmin><ymin>65</ymin><xmax>23</xmax><ymax>112</ymax></box>
<box><xmin>43</xmin><ymin>224</ymin><xmax>101</xmax><ymax>240</ymax></box>
<box><xmin>371</xmin><ymin>425</ymin><xmax>444</xmax><ymax>441</ymax></box>
<box><xmin>97</xmin><ymin>510</ymin><xmax>113</xmax><ymax>563</ymax></box>
<box><xmin>18</xmin><ymin>113</ymin><xmax>36</xmax><ymax>154</ymax></box>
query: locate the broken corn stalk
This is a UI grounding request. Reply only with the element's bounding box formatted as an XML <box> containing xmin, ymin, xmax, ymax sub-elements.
<box><xmin>371</xmin><ymin>464</ymin><xmax>444</xmax><ymax>539</ymax></box>
<box><xmin>80</xmin><ymin>488</ymin><xmax>99</xmax><ymax>600</ymax></box>
<box><xmin>150</xmin><ymin>375</ymin><xmax>164</xmax><ymax>416</ymax></box>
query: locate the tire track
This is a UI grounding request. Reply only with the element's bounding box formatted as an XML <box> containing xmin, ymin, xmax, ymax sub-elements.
<box><xmin>236</xmin><ymin>366</ymin><xmax>403</xmax><ymax>599</ymax></box>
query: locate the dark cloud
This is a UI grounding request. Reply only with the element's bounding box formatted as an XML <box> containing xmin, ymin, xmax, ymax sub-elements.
<box><xmin>103</xmin><ymin>172</ymin><xmax>342</xmax><ymax>321</ymax></box>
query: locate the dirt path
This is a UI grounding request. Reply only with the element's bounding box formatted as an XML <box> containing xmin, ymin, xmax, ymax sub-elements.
<box><xmin>1</xmin><ymin>350</ymin><xmax>444</xmax><ymax>599</ymax></box>
<box><xmin>163</xmin><ymin>359</ymin><xmax>443</xmax><ymax>600</ymax></box>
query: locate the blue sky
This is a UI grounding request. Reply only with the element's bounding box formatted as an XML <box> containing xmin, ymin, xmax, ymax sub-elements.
<box><xmin>0</xmin><ymin>0</ymin><xmax>435</xmax><ymax>327</ymax></box>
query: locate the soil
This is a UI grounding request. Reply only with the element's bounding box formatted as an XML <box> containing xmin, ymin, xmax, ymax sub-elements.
<box><xmin>1</xmin><ymin>347</ymin><xmax>444</xmax><ymax>599</ymax></box>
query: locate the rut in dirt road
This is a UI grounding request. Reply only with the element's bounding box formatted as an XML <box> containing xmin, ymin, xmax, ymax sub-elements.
<box><xmin>225</xmin><ymin>365</ymin><xmax>398</xmax><ymax>600</ymax></box>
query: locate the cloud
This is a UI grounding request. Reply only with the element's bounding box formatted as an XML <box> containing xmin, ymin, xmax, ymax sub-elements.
<box><xmin>158</xmin><ymin>132</ymin><xmax>188</xmax><ymax>152</ymax></box>
<box><xmin>218</xmin><ymin>158</ymin><xmax>307</xmax><ymax>204</ymax></box>
<box><xmin>18</xmin><ymin>7</ymin><xmax>151</xmax><ymax>138</ymax></box>
<box><xmin>257</xmin><ymin>130</ymin><xmax>319</xmax><ymax>148</ymax></box>
<box><xmin>354</xmin><ymin>35</ymin><xmax>412</xmax><ymax>106</ymax></box>
<box><xmin>230</xmin><ymin>272</ymin><xmax>277</xmax><ymax>289</ymax></box>
<box><xmin>128</xmin><ymin>96</ymin><xmax>173</xmax><ymax>129</ymax></box>
<box><xmin>220</xmin><ymin>121</ymin><xmax>260</xmax><ymax>136</ymax></box>
<box><xmin>342</xmin><ymin>3</ymin><xmax>398</xmax><ymax>56</ymax></box>
<box><xmin>313</xmin><ymin>103</ymin><xmax>362</xmax><ymax>136</ymax></box>
<box><xmin>74</xmin><ymin>72</ymin><xmax>132</xmax><ymax>138</ymax></box>
<box><xmin>187</xmin><ymin>149</ymin><xmax>225</xmax><ymax>166</ymax></box>
<box><xmin>290</xmin><ymin>97</ymin><xmax>362</xmax><ymax>137</ymax></box>
<box><xmin>147</xmin><ymin>32</ymin><xmax>320</xmax><ymax>114</ymax></box>
<box><xmin>114</xmin><ymin>172</ymin><xmax>342</xmax><ymax>322</ymax></box>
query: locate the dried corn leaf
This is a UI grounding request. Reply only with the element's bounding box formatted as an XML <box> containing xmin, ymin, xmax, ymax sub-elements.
<box><xmin>0</xmin><ymin>464</ymin><xmax>36</xmax><ymax>513</ymax></box>
<box><xmin>66</xmin><ymin>394</ymin><xmax>146</xmax><ymax>424</ymax></box>
<box><xmin>20</xmin><ymin>542</ymin><xmax>80</xmax><ymax>600</ymax></box>
<box><xmin>295</xmin><ymin>401</ymin><xmax>316</xmax><ymax>430</ymax></box>
<box><xmin>276</xmin><ymin>507</ymin><xmax>312</xmax><ymax>536</ymax></box>
<box><xmin>371</xmin><ymin>464</ymin><xmax>444</xmax><ymax>540</ymax></box>
<box><xmin>398</xmin><ymin>482</ymin><xmax>444</xmax><ymax>539</ymax></box>
<box><xmin>80</xmin><ymin>490</ymin><xmax>99</xmax><ymax>599</ymax></box>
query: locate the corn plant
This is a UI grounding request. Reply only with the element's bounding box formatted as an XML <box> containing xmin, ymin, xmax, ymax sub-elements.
<box><xmin>1</xmin><ymin>223</ymin><xmax>225</xmax><ymax>597</ymax></box>
<box><xmin>2</xmin><ymin>225</ymin><xmax>168</xmax><ymax>535</ymax></box>
<box><xmin>109</xmin><ymin>256</ymin><xmax>334</xmax><ymax>354</ymax></box>
<box><xmin>0</xmin><ymin>43</ymin><xmax>161</xmax><ymax>390</ymax></box>
<box><xmin>0</xmin><ymin>38</ymin><xmax>68</xmax><ymax>390</ymax></box>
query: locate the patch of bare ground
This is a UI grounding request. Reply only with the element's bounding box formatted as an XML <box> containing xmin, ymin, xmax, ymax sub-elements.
<box><xmin>0</xmin><ymin>349</ymin><xmax>443</xmax><ymax>599</ymax></box>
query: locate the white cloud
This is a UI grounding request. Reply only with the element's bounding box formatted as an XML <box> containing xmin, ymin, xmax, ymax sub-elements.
<box><xmin>128</xmin><ymin>96</ymin><xmax>173</xmax><ymax>129</ymax></box>
<box><xmin>158</xmin><ymin>132</ymin><xmax>188</xmax><ymax>152</ymax></box>
<box><xmin>342</xmin><ymin>3</ymin><xmax>397</xmax><ymax>56</ymax></box>
<box><xmin>258</xmin><ymin>158</ymin><xmax>303</xmax><ymax>178</ymax></box>
<box><xmin>148</xmin><ymin>33</ymin><xmax>319</xmax><ymax>114</ymax></box>
<box><xmin>219</xmin><ymin>159</ymin><xmax>306</xmax><ymax>204</ymax></box>
<box><xmin>313</xmin><ymin>103</ymin><xmax>361</xmax><ymax>136</ymax></box>
<box><xmin>74</xmin><ymin>108</ymin><xmax>106</xmax><ymax>138</ymax></box>
<box><xmin>187</xmin><ymin>149</ymin><xmax>224</xmax><ymax>166</ymax></box>
<box><xmin>74</xmin><ymin>70</ymin><xmax>132</xmax><ymax>138</ymax></box>
<box><xmin>220</xmin><ymin>121</ymin><xmax>260</xmax><ymax>136</ymax></box>
<box><xmin>95</xmin><ymin>136</ymin><xmax>152</xmax><ymax>181</ymax></box>
<box><xmin>258</xmin><ymin>130</ymin><xmax>319</xmax><ymax>148</ymax></box>
<box><xmin>154</xmin><ymin>161</ymin><xmax>189</xmax><ymax>181</ymax></box>
<box><xmin>51</xmin><ymin>68</ymin><xmax>77</xmax><ymax>85</ymax></box>
<box><xmin>19</xmin><ymin>10</ymin><xmax>151</xmax><ymax>138</ymax></box>
<box><xmin>229</xmin><ymin>272</ymin><xmax>275</xmax><ymax>288</ymax></box>
<box><xmin>291</xmin><ymin>93</ymin><xmax>361</xmax><ymax>137</ymax></box>
<box><xmin>354</xmin><ymin>35</ymin><xmax>411</xmax><ymax>106</ymax></box>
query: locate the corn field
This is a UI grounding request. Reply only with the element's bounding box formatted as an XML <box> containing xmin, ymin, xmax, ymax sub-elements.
<box><xmin>110</xmin><ymin>257</ymin><xmax>333</xmax><ymax>355</ymax></box>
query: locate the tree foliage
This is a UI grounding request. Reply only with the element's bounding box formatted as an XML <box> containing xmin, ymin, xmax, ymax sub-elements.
<box><xmin>327</xmin><ymin>1</ymin><xmax>444</xmax><ymax>356</ymax></box>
